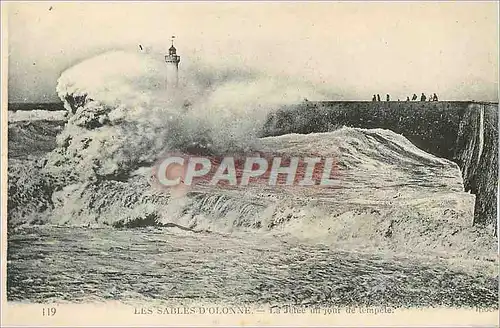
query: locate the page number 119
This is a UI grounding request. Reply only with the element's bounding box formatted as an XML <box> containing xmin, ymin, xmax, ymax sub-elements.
<box><xmin>42</xmin><ymin>307</ymin><xmax>57</xmax><ymax>316</ymax></box>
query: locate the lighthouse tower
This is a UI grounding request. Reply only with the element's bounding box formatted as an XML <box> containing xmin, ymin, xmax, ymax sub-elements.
<box><xmin>165</xmin><ymin>36</ymin><xmax>181</xmax><ymax>89</ymax></box>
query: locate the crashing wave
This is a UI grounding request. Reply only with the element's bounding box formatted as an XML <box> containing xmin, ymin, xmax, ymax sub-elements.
<box><xmin>48</xmin><ymin>50</ymin><xmax>330</xmax><ymax>183</ymax></box>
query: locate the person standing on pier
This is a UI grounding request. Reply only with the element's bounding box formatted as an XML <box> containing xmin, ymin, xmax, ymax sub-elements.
<box><xmin>412</xmin><ymin>94</ymin><xmax>418</xmax><ymax>101</ymax></box>
<box><xmin>433</xmin><ymin>93</ymin><xmax>439</xmax><ymax>101</ymax></box>
<box><xmin>420</xmin><ymin>93</ymin><xmax>427</xmax><ymax>101</ymax></box>
<box><xmin>377</xmin><ymin>94</ymin><xmax>381</xmax><ymax>101</ymax></box>
<box><xmin>386</xmin><ymin>94</ymin><xmax>390</xmax><ymax>101</ymax></box>
<box><xmin>372</xmin><ymin>95</ymin><xmax>377</xmax><ymax>101</ymax></box>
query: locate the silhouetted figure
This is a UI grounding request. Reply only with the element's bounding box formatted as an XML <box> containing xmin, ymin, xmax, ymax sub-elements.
<box><xmin>377</xmin><ymin>94</ymin><xmax>381</xmax><ymax>101</ymax></box>
<box><xmin>433</xmin><ymin>93</ymin><xmax>438</xmax><ymax>101</ymax></box>
<box><xmin>412</xmin><ymin>94</ymin><xmax>418</xmax><ymax>101</ymax></box>
<box><xmin>398</xmin><ymin>99</ymin><xmax>400</xmax><ymax>101</ymax></box>
<box><xmin>386</xmin><ymin>94</ymin><xmax>390</xmax><ymax>101</ymax></box>
<box><xmin>420</xmin><ymin>93</ymin><xmax>426</xmax><ymax>101</ymax></box>
<box><xmin>372</xmin><ymin>95</ymin><xmax>377</xmax><ymax>101</ymax></box>
<box><xmin>406</xmin><ymin>96</ymin><xmax>410</xmax><ymax>101</ymax></box>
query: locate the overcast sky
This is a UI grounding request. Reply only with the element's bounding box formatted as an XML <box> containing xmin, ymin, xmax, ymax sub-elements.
<box><xmin>6</xmin><ymin>1</ymin><xmax>499</xmax><ymax>102</ymax></box>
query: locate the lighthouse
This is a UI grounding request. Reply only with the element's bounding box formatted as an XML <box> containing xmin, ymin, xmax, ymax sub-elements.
<box><xmin>165</xmin><ymin>36</ymin><xmax>181</xmax><ymax>89</ymax></box>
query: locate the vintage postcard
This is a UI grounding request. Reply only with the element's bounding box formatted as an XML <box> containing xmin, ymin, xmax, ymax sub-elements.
<box><xmin>1</xmin><ymin>1</ymin><xmax>499</xmax><ymax>327</ymax></box>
